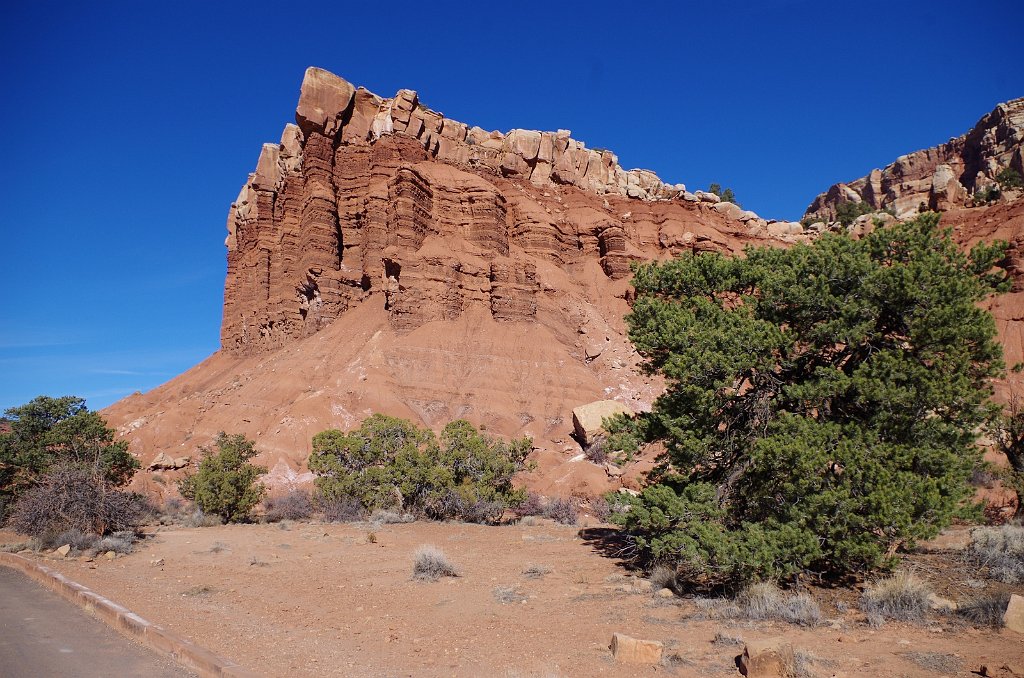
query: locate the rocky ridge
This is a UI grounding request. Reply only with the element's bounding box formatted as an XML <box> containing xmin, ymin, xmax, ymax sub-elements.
<box><xmin>804</xmin><ymin>97</ymin><xmax>1024</xmax><ymax>221</ymax></box>
<box><xmin>223</xmin><ymin>67</ymin><xmax>801</xmax><ymax>354</ymax></box>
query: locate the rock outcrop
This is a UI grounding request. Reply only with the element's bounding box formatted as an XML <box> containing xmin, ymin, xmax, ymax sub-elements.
<box><xmin>222</xmin><ymin>67</ymin><xmax>786</xmax><ymax>354</ymax></box>
<box><xmin>804</xmin><ymin>97</ymin><xmax>1024</xmax><ymax>221</ymax></box>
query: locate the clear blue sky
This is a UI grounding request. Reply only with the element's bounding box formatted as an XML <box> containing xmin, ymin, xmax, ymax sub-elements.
<box><xmin>1</xmin><ymin>0</ymin><xmax>1021</xmax><ymax>413</ymax></box>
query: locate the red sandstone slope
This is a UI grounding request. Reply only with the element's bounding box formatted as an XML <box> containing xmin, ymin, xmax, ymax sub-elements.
<box><xmin>103</xmin><ymin>68</ymin><xmax>795</xmax><ymax>496</ymax></box>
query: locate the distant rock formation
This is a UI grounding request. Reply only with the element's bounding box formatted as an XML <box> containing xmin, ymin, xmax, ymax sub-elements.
<box><xmin>804</xmin><ymin>97</ymin><xmax>1024</xmax><ymax>221</ymax></box>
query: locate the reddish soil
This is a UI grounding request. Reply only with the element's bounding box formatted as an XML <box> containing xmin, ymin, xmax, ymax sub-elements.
<box><xmin>4</xmin><ymin>523</ymin><xmax>1019</xmax><ymax>677</ymax></box>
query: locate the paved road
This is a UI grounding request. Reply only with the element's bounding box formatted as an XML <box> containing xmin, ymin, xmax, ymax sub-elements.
<box><xmin>0</xmin><ymin>566</ymin><xmax>193</xmax><ymax>677</ymax></box>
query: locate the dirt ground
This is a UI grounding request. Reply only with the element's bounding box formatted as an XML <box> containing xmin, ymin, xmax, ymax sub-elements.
<box><xmin>3</xmin><ymin>521</ymin><xmax>1021</xmax><ymax>677</ymax></box>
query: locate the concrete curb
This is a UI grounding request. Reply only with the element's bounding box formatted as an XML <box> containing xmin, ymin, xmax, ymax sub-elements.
<box><xmin>0</xmin><ymin>552</ymin><xmax>258</xmax><ymax>677</ymax></box>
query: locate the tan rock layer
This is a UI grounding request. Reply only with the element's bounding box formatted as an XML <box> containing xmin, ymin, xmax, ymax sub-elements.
<box><xmin>805</xmin><ymin>97</ymin><xmax>1024</xmax><ymax>220</ymax></box>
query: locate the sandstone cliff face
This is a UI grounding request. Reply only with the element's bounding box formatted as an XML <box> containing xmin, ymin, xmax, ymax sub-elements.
<box><xmin>222</xmin><ymin>67</ymin><xmax>797</xmax><ymax>354</ymax></box>
<box><xmin>804</xmin><ymin>97</ymin><xmax>1024</xmax><ymax>221</ymax></box>
<box><xmin>106</xmin><ymin>66</ymin><xmax>798</xmax><ymax>497</ymax></box>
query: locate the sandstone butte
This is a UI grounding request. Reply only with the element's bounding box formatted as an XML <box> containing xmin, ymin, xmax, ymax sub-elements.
<box><xmin>101</xmin><ymin>67</ymin><xmax>1024</xmax><ymax>500</ymax></box>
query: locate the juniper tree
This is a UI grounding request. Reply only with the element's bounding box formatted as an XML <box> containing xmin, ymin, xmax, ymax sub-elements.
<box><xmin>608</xmin><ymin>213</ymin><xmax>1009</xmax><ymax>586</ymax></box>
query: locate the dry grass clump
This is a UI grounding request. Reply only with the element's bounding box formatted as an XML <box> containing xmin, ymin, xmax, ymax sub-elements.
<box><xmin>735</xmin><ymin>582</ymin><xmax>822</xmax><ymax>626</ymax></box>
<box><xmin>522</xmin><ymin>563</ymin><xmax>552</xmax><ymax>579</ymax></box>
<box><xmin>493</xmin><ymin>585</ymin><xmax>527</xmax><ymax>604</ymax></box>
<box><xmin>412</xmin><ymin>544</ymin><xmax>459</xmax><ymax>581</ymax></box>
<box><xmin>690</xmin><ymin>582</ymin><xmax>821</xmax><ymax>626</ymax></box>
<box><xmin>899</xmin><ymin>651</ymin><xmax>963</xmax><ymax>675</ymax></box>
<box><xmin>860</xmin><ymin>571</ymin><xmax>932</xmax><ymax>626</ymax></box>
<box><xmin>710</xmin><ymin>631</ymin><xmax>744</xmax><ymax>646</ymax></box>
<box><xmin>648</xmin><ymin>565</ymin><xmax>678</xmax><ymax>593</ymax></box>
<box><xmin>957</xmin><ymin>591</ymin><xmax>1010</xmax><ymax>628</ymax></box>
<box><xmin>370</xmin><ymin>509</ymin><xmax>415</xmax><ymax>525</ymax></box>
<box><xmin>965</xmin><ymin>524</ymin><xmax>1024</xmax><ymax>584</ymax></box>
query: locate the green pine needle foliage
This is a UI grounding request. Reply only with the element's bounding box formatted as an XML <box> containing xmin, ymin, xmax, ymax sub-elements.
<box><xmin>608</xmin><ymin>213</ymin><xmax>1009</xmax><ymax>587</ymax></box>
<box><xmin>178</xmin><ymin>432</ymin><xmax>267</xmax><ymax>523</ymax></box>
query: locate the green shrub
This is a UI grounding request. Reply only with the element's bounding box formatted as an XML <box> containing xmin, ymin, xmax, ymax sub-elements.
<box><xmin>996</xmin><ymin>167</ymin><xmax>1023</xmax><ymax>190</ymax></box>
<box><xmin>708</xmin><ymin>183</ymin><xmax>739</xmax><ymax>206</ymax></box>
<box><xmin>609</xmin><ymin>214</ymin><xmax>1008</xmax><ymax>586</ymax></box>
<box><xmin>973</xmin><ymin>185</ymin><xmax>1001</xmax><ymax>206</ymax></box>
<box><xmin>177</xmin><ymin>432</ymin><xmax>267</xmax><ymax>523</ymax></box>
<box><xmin>308</xmin><ymin>415</ymin><xmax>530</xmax><ymax>523</ymax></box>
<box><xmin>835</xmin><ymin>200</ymin><xmax>873</xmax><ymax>226</ymax></box>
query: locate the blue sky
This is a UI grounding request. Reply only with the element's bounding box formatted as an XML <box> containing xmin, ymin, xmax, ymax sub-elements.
<box><xmin>1</xmin><ymin>0</ymin><xmax>1022</xmax><ymax>413</ymax></box>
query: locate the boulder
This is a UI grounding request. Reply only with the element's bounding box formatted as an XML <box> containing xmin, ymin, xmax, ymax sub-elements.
<box><xmin>572</xmin><ymin>400</ymin><xmax>631</xmax><ymax>446</ymax></box>
<box><xmin>609</xmin><ymin>633</ymin><xmax>663</xmax><ymax>664</ymax></box>
<box><xmin>172</xmin><ymin>457</ymin><xmax>191</xmax><ymax>470</ymax></box>
<box><xmin>147</xmin><ymin>452</ymin><xmax>175</xmax><ymax>471</ymax></box>
<box><xmin>55</xmin><ymin>544</ymin><xmax>71</xmax><ymax>557</ymax></box>
<box><xmin>695</xmin><ymin>190</ymin><xmax>721</xmax><ymax>203</ymax></box>
<box><xmin>295</xmin><ymin>67</ymin><xmax>356</xmax><ymax>137</ymax></box>
<box><xmin>927</xmin><ymin>593</ymin><xmax>958</xmax><ymax>612</ymax></box>
<box><xmin>739</xmin><ymin>638</ymin><xmax>795</xmax><ymax>677</ymax></box>
<box><xmin>1004</xmin><ymin>594</ymin><xmax>1024</xmax><ymax>634</ymax></box>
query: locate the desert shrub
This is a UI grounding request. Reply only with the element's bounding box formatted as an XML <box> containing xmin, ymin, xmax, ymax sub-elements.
<box><xmin>97</xmin><ymin>531</ymin><xmax>136</xmax><ymax>554</ymax></box>
<box><xmin>178</xmin><ymin>432</ymin><xmax>267</xmax><ymax>523</ymax></box>
<box><xmin>309</xmin><ymin>415</ymin><xmax>530</xmax><ymax>523</ymax></box>
<box><xmin>608</xmin><ymin>214</ymin><xmax>1008</xmax><ymax>586</ymax></box>
<box><xmin>180</xmin><ymin>508</ymin><xmax>223</xmax><ymax>528</ymax></box>
<box><xmin>369</xmin><ymin>509</ymin><xmax>415</xmax><ymax>524</ymax></box>
<box><xmin>316</xmin><ymin>495</ymin><xmax>365</xmax><ymax>523</ymax></box>
<box><xmin>860</xmin><ymin>571</ymin><xmax>932</xmax><ymax>626</ymax></box>
<box><xmin>515</xmin><ymin>491</ymin><xmax>545</xmax><ymax>517</ymax></box>
<box><xmin>835</xmin><ymin>199</ymin><xmax>873</xmax><ymax>226</ymax></box>
<box><xmin>589</xmin><ymin>496</ymin><xmax>611</xmax><ymax>523</ymax></box>
<box><xmin>584</xmin><ymin>437</ymin><xmax>610</xmax><ymax>464</ymax></box>
<box><xmin>957</xmin><ymin>591</ymin><xmax>1010</xmax><ymax>628</ymax></box>
<box><xmin>44</xmin><ymin>528</ymin><xmax>100</xmax><ymax>552</ymax></box>
<box><xmin>9</xmin><ymin>465</ymin><xmax>147</xmax><ymax>539</ymax></box>
<box><xmin>263</xmin><ymin>489</ymin><xmax>314</xmax><ymax>522</ymax></box>
<box><xmin>412</xmin><ymin>544</ymin><xmax>459</xmax><ymax>581</ymax></box>
<box><xmin>964</xmin><ymin>524</ymin><xmax>1024</xmax><ymax>583</ymax></box>
<box><xmin>1</xmin><ymin>396</ymin><xmax>140</xmax><ymax>520</ymax></box>
<box><xmin>997</xmin><ymin>167</ymin><xmax>1024</xmax><ymax>190</ymax></box>
<box><xmin>735</xmin><ymin>582</ymin><xmax>822</xmax><ymax>626</ymax></box>
<box><xmin>543</xmin><ymin>497</ymin><xmax>578</xmax><ymax>525</ymax></box>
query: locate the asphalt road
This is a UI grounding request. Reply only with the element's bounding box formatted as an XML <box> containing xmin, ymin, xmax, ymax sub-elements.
<box><xmin>0</xmin><ymin>566</ymin><xmax>193</xmax><ymax>677</ymax></box>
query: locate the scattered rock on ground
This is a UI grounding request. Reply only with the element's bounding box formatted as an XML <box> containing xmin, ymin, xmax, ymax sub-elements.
<box><xmin>609</xmin><ymin>632</ymin><xmax>663</xmax><ymax>664</ymax></box>
<box><xmin>739</xmin><ymin>637</ymin><xmax>795</xmax><ymax>677</ymax></box>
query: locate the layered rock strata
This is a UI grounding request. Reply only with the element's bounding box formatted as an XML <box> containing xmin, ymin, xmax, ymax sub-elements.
<box><xmin>222</xmin><ymin>67</ymin><xmax>793</xmax><ymax>354</ymax></box>
<box><xmin>804</xmin><ymin>97</ymin><xmax>1024</xmax><ymax>221</ymax></box>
